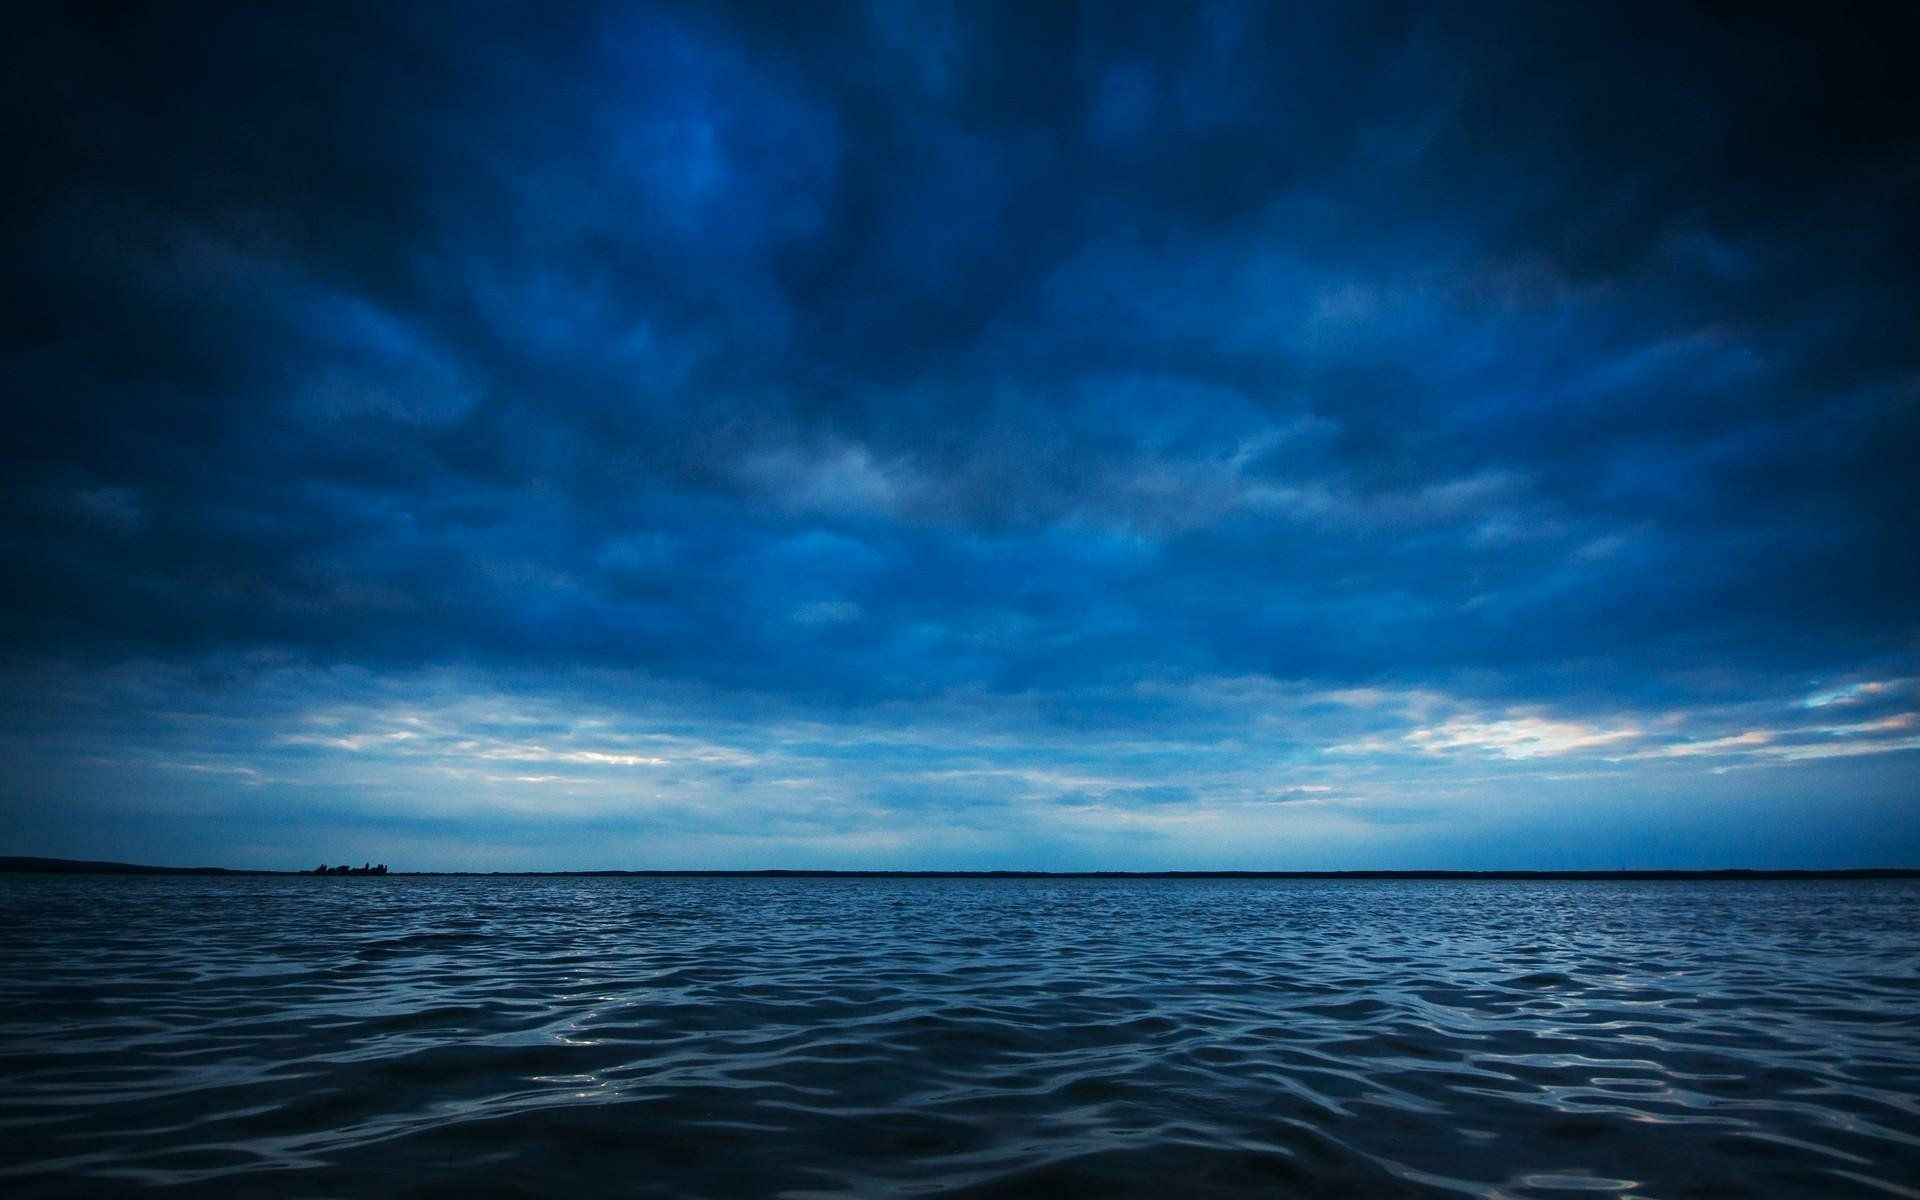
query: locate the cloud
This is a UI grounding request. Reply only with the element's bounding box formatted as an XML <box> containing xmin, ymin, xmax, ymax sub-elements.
<box><xmin>1642</xmin><ymin>731</ymin><xmax>1774</xmax><ymax>759</ymax></box>
<box><xmin>737</xmin><ymin>441</ymin><xmax>918</xmax><ymax>518</ymax></box>
<box><xmin>1407</xmin><ymin>714</ymin><xmax>1644</xmax><ymax>760</ymax></box>
<box><xmin>1802</xmin><ymin>680</ymin><xmax>1906</xmax><ymax>708</ymax></box>
<box><xmin>0</xmin><ymin>2</ymin><xmax>1915</xmax><ymax>867</ymax></box>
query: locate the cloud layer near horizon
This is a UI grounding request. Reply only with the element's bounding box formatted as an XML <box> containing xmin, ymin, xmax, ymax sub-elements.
<box><xmin>3</xmin><ymin>2</ymin><xmax>1915</xmax><ymax>868</ymax></box>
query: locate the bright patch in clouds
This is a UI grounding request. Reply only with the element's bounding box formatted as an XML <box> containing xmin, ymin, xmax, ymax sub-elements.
<box><xmin>1407</xmin><ymin>714</ymin><xmax>1643</xmax><ymax>760</ymax></box>
<box><xmin>1802</xmin><ymin>680</ymin><xmax>1904</xmax><ymax>708</ymax></box>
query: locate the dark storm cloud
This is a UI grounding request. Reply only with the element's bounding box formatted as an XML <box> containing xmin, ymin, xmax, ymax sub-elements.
<box><xmin>2</xmin><ymin>2</ymin><xmax>1915</xmax><ymax>866</ymax></box>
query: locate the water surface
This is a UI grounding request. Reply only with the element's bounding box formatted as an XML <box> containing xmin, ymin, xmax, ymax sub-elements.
<box><xmin>2</xmin><ymin>876</ymin><xmax>1916</xmax><ymax>1197</ymax></box>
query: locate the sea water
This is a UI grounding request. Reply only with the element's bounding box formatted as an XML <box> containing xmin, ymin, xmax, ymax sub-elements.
<box><xmin>2</xmin><ymin>875</ymin><xmax>1916</xmax><ymax>1197</ymax></box>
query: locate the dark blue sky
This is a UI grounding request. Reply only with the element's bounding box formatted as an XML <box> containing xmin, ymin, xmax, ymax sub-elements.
<box><xmin>3</xmin><ymin>2</ymin><xmax>1915</xmax><ymax>869</ymax></box>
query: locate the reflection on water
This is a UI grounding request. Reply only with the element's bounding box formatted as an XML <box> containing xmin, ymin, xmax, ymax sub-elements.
<box><xmin>1</xmin><ymin>876</ymin><xmax>1915</xmax><ymax>1197</ymax></box>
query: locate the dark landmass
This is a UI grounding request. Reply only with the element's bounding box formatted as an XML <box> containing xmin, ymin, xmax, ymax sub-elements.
<box><xmin>3</xmin><ymin>856</ymin><xmax>1917</xmax><ymax>880</ymax></box>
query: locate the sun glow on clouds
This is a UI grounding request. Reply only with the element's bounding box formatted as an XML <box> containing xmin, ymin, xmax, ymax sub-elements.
<box><xmin>1407</xmin><ymin>714</ymin><xmax>1643</xmax><ymax>760</ymax></box>
<box><xmin>1802</xmin><ymin>680</ymin><xmax>1906</xmax><ymax>708</ymax></box>
<box><xmin>3</xmin><ymin>658</ymin><xmax>1914</xmax><ymax>868</ymax></box>
<box><xmin>1312</xmin><ymin>684</ymin><xmax>1920</xmax><ymax>773</ymax></box>
<box><xmin>1642</xmin><ymin>731</ymin><xmax>1774</xmax><ymax>758</ymax></box>
<box><xmin>257</xmin><ymin>673</ymin><xmax>1920</xmax><ymax>805</ymax></box>
<box><xmin>281</xmin><ymin>700</ymin><xmax>758</xmax><ymax>777</ymax></box>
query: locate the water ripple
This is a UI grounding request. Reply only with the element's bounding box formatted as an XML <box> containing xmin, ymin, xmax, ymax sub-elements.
<box><xmin>2</xmin><ymin>877</ymin><xmax>1916</xmax><ymax>1197</ymax></box>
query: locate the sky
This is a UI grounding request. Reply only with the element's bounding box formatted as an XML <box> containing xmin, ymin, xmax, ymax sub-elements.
<box><xmin>2</xmin><ymin>2</ymin><xmax>1916</xmax><ymax>871</ymax></box>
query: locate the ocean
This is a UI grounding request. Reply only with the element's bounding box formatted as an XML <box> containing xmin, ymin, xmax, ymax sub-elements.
<box><xmin>2</xmin><ymin>875</ymin><xmax>1915</xmax><ymax>1197</ymax></box>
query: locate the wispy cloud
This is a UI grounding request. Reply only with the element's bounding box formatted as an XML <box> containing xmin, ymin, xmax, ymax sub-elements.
<box><xmin>1406</xmin><ymin>714</ymin><xmax>1642</xmax><ymax>760</ymax></box>
<box><xmin>1802</xmin><ymin>680</ymin><xmax>1907</xmax><ymax>708</ymax></box>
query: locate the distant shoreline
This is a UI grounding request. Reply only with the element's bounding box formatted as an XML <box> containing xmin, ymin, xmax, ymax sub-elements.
<box><xmin>2</xmin><ymin>856</ymin><xmax>1916</xmax><ymax>881</ymax></box>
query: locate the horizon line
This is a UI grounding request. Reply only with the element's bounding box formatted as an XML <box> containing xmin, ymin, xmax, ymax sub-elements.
<box><xmin>3</xmin><ymin>856</ymin><xmax>1918</xmax><ymax>881</ymax></box>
